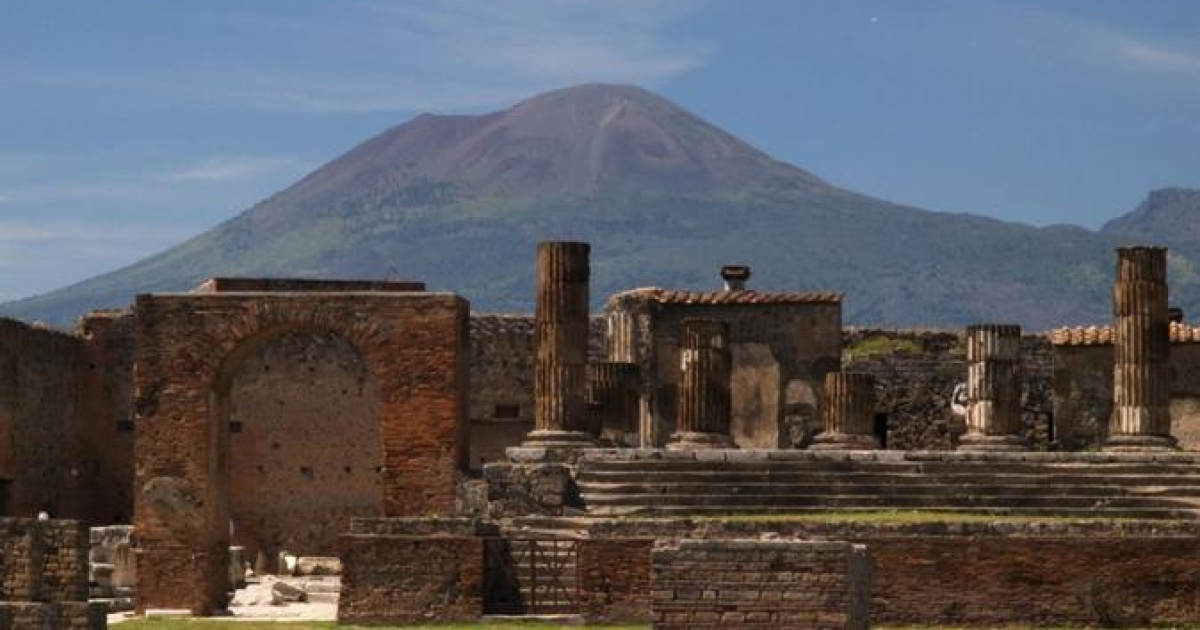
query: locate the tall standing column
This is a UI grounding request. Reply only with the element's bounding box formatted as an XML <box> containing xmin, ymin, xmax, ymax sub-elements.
<box><xmin>667</xmin><ymin>319</ymin><xmax>735</xmax><ymax>450</ymax></box>
<box><xmin>812</xmin><ymin>373</ymin><xmax>880</xmax><ymax>450</ymax></box>
<box><xmin>523</xmin><ymin>241</ymin><xmax>594</xmax><ymax>447</ymax></box>
<box><xmin>958</xmin><ymin>324</ymin><xmax>1027</xmax><ymax>451</ymax></box>
<box><xmin>586</xmin><ymin>361</ymin><xmax>642</xmax><ymax>445</ymax></box>
<box><xmin>1107</xmin><ymin>246</ymin><xmax>1176</xmax><ymax>450</ymax></box>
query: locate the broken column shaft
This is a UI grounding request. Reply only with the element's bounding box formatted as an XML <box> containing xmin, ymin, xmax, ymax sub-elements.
<box><xmin>586</xmin><ymin>361</ymin><xmax>642</xmax><ymax>445</ymax></box>
<box><xmin>958</xmin><ymin>324</ymin><xmax>1027</xmax><ymax>451</ymax></box>
<box><xmin>812</xmin><ymin>372</ymin><xmax>879</xmax><ymax>450</ymax></box>
<box><xmin>668</xmin><ymin>319</ymin><xmax>735</xmax><ymax>450</ymax></box>
<box><xmin>1107</xmin><ymin>246</ymin><xmax>1176</xmax><ymax>450</ymax></box>
<box><xmin>525</xmin><ymin>241</ymin><xmax>594</xmax><ymax>446</ymax></box>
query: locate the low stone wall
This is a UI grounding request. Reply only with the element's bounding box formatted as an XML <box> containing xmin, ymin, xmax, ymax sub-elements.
<box><xmin>651</xmin><ymin>539</ymin><xmax>870</xmax><ymax>630</ymax></box>
<box><xmin>338</xmin><ymin>518</ymin><xmax>489</xmax><ymax>625</ymax></box>
<box><xmin>0</xmin><ymin>518</ymin><xmax>104</xmax><ymax>629</ymax></box>
<box><xmin>577</xmin><ymin>538</ymin><xmax>654</xmax><ymax>623</ymax></box>
<box><xmin>481</xmin><ymin>462</ymin><xmax>580</xmax><ymax>518</ymax></box>
<box><xmin>572</xmin><ymin>518</ymin><xmax>1200</xmax><ymax>627</ymax></box>
<box><xmin>0</xmin><ymin>602</ymin><xmax>105</xmax><ymax>629</ymax></box>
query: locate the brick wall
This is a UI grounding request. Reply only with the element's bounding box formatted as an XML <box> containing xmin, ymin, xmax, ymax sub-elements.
<box><xmin>0</xmin><ymin>518</ymin><xmax>90</xmax><ymax>603</ymax></box>
<box><xmin>338</xmin><ymin>518</ymin><xmax>488</xmax><ymax>625</ymax></box>
<box><xmin>651</xmin><ymin>539</ymin><xmax>870</xmax><ymax>630</ymax></box>
<box><xmin>579</xmin><ymin>518</ymin><xmax>1200</xmax><ymax>627</ymax></box>
<box><xmin>133</xmin><ymin>291</ymin><xmax>469</xmax><ymax>614</ymax></box>
<box><xmin>75</xmin><ymin>311</ymin><xmax>136</xmax><ymax>524</ymax></box>
<box><xmin>577</xmin><ymin>538</ymin><xmax>654</xmax><ymax>623</ymax></box>
<box><xmin>0</xmin><ymin>319</ymin><xmax>82</xmax><ymax>517</ymax></box>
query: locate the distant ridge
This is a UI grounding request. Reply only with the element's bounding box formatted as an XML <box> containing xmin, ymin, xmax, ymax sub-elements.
<box><xmin>2</xmin><ymin>84</ymin><xmax>1198</xmax><ymax>330</ymax></box>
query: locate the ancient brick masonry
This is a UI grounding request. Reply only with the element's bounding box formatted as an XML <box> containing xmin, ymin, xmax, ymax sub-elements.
<box><xmin>526</xmin><ymin>242</ymin><xmax>594</xmax><ymax>446</ymax></box>
<box><xmin>133</xmin><ymin>289</ymin><xmax>469</xmax><ymax>615</ymax></box>
<box><xmin>1107</xmin><ymin>246</ymin><xmax>1177</xmax><ymax>450</ymax></box>
<box><xmin>0</xmin><ymin>519</ymin><xmax>105</xmax><ymax>629</ymax></box>
<box><xmin>812</xmin><ymin>372</ymin><xmax>879</xmax><ymax>449</ymax></box>
<box><xmin>668</xmin><ymin>319</ymin><xmax>734</xmax><ymax>449</ymax></box>
<box><xmin>338</xmin><ymin>518</ymin><xmax>490</xmax><ymax>625</ymax></box>
<box><xmin>959</xmin><ymin>324</ymin><xmax>1027</xmax><ymax>451</ymax></box>
<box><xmin>651</xmin><ymin>539</ymin><xmax>870</xmax><ymax>630</ymax></box>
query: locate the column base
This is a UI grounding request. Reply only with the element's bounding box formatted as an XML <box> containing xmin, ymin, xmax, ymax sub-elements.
<box><xmin>957</xmin><ymin>433</ymin><xmax>1028</xmax><ymax>452</ymax></box>
<box><xmin>666</xmin><ymin>431</ymin><xmax>736</xmax><ymax>451</ymax></box>
<box><xmin>1103</xmin><ymin>434</ymin><xmax>1179</xmax><ymax>452</ymax></box>
<box><xmin>810</xmin><ymin>432</ymin><xmax>881</xmax><ymax>450</ymax></box>
<box><xmin>508</xmin><ymin>430</ymin><xmax>596</xmax><ymax>463</ymax></box>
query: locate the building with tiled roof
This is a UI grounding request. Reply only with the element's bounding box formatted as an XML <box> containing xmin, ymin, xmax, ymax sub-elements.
<box><xmin>606</xmin><ymin>267</ymin><xmax>842</xmax><ymax>450</ymax></box>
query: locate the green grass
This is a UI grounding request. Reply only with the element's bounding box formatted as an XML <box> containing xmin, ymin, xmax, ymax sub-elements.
<box><xmin>844</xmin><ymin>335</ymin><xmax>923</xmax><ymax>360</ymax></box>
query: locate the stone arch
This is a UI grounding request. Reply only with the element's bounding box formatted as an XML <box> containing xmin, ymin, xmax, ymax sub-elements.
<box><xmin>212</xmin><ymin>325</ymin><xmax>384</xmax><ymax>567</ymax></box>
<box><xmin>133</xmin><ymin>291</ymin><xmax>468</xmax><ymax>614</ymax></box>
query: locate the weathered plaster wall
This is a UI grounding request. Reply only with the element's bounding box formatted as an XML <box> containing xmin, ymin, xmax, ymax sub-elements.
<box><xmin>468</xmin><ymin>315</ymin><xmax>605</xmax><ymax>469</ymax></box>
<box><xmin>227</xmin><ymin>330</ymin><xmax>382</xmax><ymax>561</ymax></box>
<box><xmin>1053</xmin><ymin>343</ymin><xmax>1200</xmax><ymax>449</ymax></box>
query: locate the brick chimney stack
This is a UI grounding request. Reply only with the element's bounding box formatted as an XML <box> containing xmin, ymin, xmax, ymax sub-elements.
<box><xmin>720</xmin><ymin>265</ymin><xmax>751</xmax><ymax>292</ymax></box>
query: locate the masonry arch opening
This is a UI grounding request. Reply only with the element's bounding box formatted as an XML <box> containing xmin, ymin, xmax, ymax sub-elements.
<box><xmin>216</xmin><ymin>328</ymin><xmax>382</xmax><ymax>570</ymax></box>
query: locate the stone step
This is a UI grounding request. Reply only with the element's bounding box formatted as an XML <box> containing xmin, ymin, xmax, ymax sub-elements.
<box><xmin>578</xmin><ymin>481</ymin><xmax>1200</xmax><ymax>497</ymax></box>
<box><xmin>579</xmin><ymin>492</ymin><xmax>1200</xmax><ymax>510</ymax></box>
<box><xmin>586</xmin><ymin>504</ymin><xmax>1199</xmax><ymax>518</ymax></box>
<box><xmin>578</xmin><ymin>459</ymin><xmax>1200</xmax><ymax>477</ymax></box>
<box><xmin>576</xmin><ymin>470</ymin><xmax>1200</xmax><ymax>487</ymax></box>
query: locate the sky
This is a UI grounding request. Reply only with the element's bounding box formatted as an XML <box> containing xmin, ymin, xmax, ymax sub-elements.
<box><xmin>2</xmin><ymin>0</ymin><xmax>1199</xmax><ymax>302</ymax></box>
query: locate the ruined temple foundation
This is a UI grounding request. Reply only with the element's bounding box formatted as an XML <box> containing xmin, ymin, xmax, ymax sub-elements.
<box><xmin>586</xmin><ymin>361</ymin><xmax>641</xmax><ymax>446</ymax></box>
<box><xmin>959</xmin><ymin>324</ymin><xmax>1027</xmax><ymax>451</ymax></box>
<box><xmin>812</xmin><ymin>372</ymin><xmax>880</xmax><ymax>450</ymax></box>
<box><xmin>514</xmin><ymin>242</ymin><xmax>595</xmax><ymax>454</ymax></box>
<box><xmin>1106</xmin><ymin>246</ymin><xmax>1177</xmax><ymax>451</ymax></box>
<box><xmin>667</xmin><ymin>319</ymin><xmax>735</xmax><ymax>450</ymax></box>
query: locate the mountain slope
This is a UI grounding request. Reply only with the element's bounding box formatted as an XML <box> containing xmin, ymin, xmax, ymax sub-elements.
<box><xmin>2</xmin><ymin>84</ymin><xmax>1197</xmax><ymax>330</ymax></box>
<box><xmin>1101</xmin><ymin>187</ymin><xmax>1200</xmax><ymax>248</ymax></box>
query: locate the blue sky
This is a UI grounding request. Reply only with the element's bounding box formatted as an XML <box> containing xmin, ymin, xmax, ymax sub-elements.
<box><xmin>2</xmin><ymin>0</ymin><xmax>1199</xmax><ymax>302</ymax></box>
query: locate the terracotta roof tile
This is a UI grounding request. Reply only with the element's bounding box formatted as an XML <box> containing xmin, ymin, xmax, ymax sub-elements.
<box><xmin>607</xmin><ymin>287</ymin><xmax>841</xmax><ymax>306</ymax></box>
<box><xmin>1051</xmin><ymin>322</ymin><xmax>1200</xmax><ymax>346</ymax></box>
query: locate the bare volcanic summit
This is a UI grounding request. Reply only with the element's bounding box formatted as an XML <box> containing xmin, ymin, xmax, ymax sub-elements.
<box><xmin>2</xmin><ymin>84</ymin><xmax>1197</xmax><ymax>329</ymax></box>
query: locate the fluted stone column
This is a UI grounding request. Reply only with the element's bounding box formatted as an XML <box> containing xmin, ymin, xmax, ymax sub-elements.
<box><xmin>667</xmin><ymin>319</ymin><xmax>735</xmax><ymax>450</ymax></box>
<box><xmin>812</xmin><ymin>372</ymin><xmax>879</xmax><ymax>450</ymax></box>
<box><xmin>522</xmin><ymin>241</ymin><xmax>594</xmax><ymax>447</ymax></box>
<box><xmin>586</xmin><ymin>361</ymin><xmax>642</xmax><ymax>445</ymax></box>
<box><xmin>1106</xmin><ymin>246</ymin><xmax>1176</xmax><ymax>451</ymax></box>
<box><xmin>958</xmin><ymin>324</ymin><xmax>1027</xmax><ymax>451</ymax></box>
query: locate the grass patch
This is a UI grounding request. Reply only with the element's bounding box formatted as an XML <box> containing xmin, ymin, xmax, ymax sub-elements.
<box><xmin>844</xmin><ymin>335</ymin><xmax>923</xmax><ymax>360</ymax></box>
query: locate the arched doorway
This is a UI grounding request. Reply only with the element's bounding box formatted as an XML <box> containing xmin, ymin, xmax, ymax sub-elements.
<box><xmin>219</xmin><ymin>329</ymin><xmax>382</xmax><ymax>567</ymax></box>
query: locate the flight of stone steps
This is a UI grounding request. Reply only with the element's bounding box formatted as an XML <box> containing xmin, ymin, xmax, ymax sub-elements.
<box><xmin>575</xmin><ymin>450</ymin><xmax>1200</xmax><ymax>518</ymax></box>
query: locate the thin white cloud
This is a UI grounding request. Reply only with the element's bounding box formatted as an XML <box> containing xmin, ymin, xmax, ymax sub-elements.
<box><xmin>2</xmin><ymin>1</ymin><xmax>711</xmax><ymax>116</ymax></box>
<box><xmin>0</xmin><ymin>221</ymin><xmax>189</xmax><ymax>243</ymax></box>
<box><xmin>1106</xmin><ymin>35</ymin><xmax>1200</xmax><ymax>76</ymax></box>
<box><xmin>162</xmin><ymin>155</ymin><xmax>310</xmax><ymax>183</ymax></box>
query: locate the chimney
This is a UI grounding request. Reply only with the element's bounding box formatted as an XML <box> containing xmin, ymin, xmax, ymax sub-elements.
<box><xmin>720</xmin><ymin>265</ymin><xmax>751</xmax><ymax>292</ymax></box>
<box><xmin>1169</xmin><ymin>307</ymin><xmax>1184</xmax><ymax>323</ymax></box>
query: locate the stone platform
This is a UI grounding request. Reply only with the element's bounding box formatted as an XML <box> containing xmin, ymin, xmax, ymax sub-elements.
<box><xmin>575</xmin><ymin>448</ymin><xmax>1200</xmax><ymax>517</ymax></box>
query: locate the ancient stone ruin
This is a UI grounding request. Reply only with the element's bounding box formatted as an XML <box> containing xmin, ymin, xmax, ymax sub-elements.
<box><xmin>3</xmin><ymin>241</ymin><xmax>1200</xmax><ymax>626</ymax></box>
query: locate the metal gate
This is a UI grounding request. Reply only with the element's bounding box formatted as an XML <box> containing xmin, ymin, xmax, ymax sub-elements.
<box><xmin>484</xmin><ymin>538</ymin><xmax>580</xmax><ymax>615</ymax></box>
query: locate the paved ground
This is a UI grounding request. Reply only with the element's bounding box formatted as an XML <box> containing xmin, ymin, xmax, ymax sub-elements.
<box><xmin>108</xmin><ymin>575</ymin><xmax>340</xmax><ymax>624</ymax></box>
